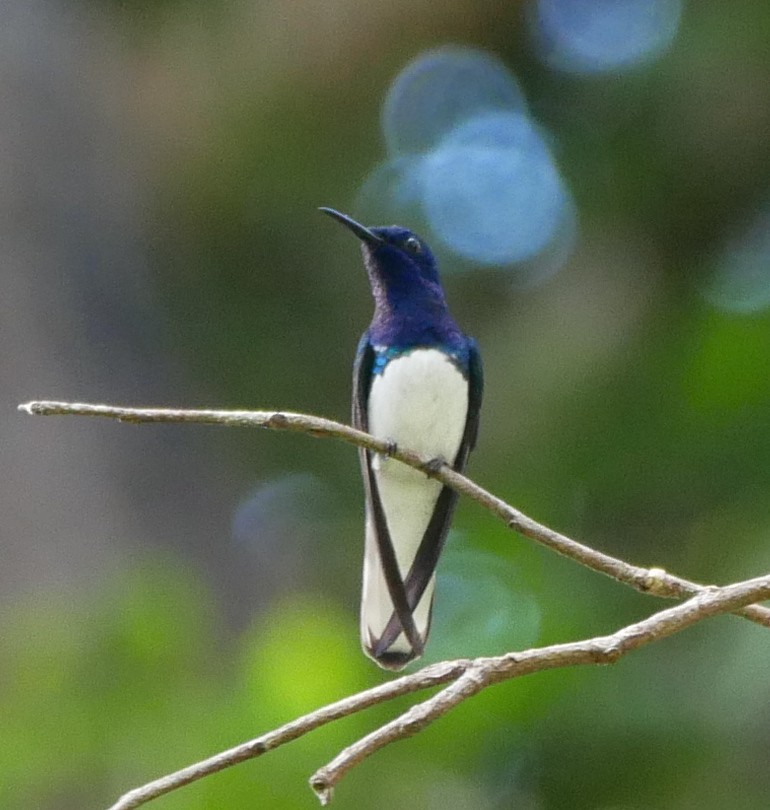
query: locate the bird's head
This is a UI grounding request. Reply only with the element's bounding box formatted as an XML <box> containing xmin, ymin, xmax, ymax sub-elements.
<box><xmin>320</xmin><ymin>208</ymin><xmax>442</xmax><ymax>298</ymax></box>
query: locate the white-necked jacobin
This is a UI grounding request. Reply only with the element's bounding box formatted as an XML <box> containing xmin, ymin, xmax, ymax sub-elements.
<box><xmin>320</xmin><ymin>208</ymin><xmax>483</xmax><ymax>670</ymax></box>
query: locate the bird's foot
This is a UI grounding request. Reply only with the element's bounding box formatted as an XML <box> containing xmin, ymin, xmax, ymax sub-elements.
<box><xmin>372</xmin><ymin>440</ymin><xmax>398</xmax><ymax>471</ymax></box>
<box><xmin>422</xmin><ymin>455</ymin><xmax>447</xmax><ymax>477</ymax></box>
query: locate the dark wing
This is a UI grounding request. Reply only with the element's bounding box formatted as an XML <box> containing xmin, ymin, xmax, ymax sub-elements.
<box><xmin>353</xmin><ymin>332</ymin><xmax>424</xmax><ymax>656</ymax></box>
<box><xmin>352</xmin><ymin>331</ymin><xmax>373</xmax><ymax>433</ymax></box>
<box><xmin>377</xmin><ymin>339</ymin><xmax>484</xmax><ymax>650</ymax></box>
<box><xmin>458</xmin><ymin>339</ymin><xmax>484</xmax><ymax>459</ymax></box>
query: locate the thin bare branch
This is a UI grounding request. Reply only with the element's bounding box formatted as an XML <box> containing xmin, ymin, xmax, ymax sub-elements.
<box><xmin>97</xmin><ymin>571</ymin><xmax>770</xmax><ymax>809</ymax></box>
<box><xmin>309</xmin><ymin>573</ymin><xmax>770</xmax><ymax>802</ymax></box>
<box><xmin>106</xmin><ymin>660</ymin><xmax>468</xmax><ymax>810</ymax></box>
<box><xmin>19</xmin><ymin>400</ymin><xmax>770</xmax><ymax>628</ymax></box>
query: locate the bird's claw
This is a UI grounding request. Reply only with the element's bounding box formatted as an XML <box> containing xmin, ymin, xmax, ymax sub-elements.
<box><xmin>423</xmin><ymin>455</ymin><xmax>447</xmax><ymax>476</ymax></box>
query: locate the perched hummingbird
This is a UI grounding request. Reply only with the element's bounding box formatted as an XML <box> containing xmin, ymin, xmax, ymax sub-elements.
<box><xmin>320</xmin><ymin>208</ymin><xmax>483</xmax><ymax>670</ymax></box>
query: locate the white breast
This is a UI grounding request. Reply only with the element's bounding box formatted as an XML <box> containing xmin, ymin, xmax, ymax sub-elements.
<box><xmin>368</xmin><ymin>348</ymin><xmax>468</xmax><ymax>471</ymax></box>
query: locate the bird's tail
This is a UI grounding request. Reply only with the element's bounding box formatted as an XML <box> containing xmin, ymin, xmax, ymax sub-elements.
<box><xmin>359</xmin><ymin>520</ymin><xmax>435</xmax><ymax>671</ymax></box>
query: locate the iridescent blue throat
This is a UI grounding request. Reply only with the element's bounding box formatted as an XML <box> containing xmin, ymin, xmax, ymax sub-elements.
<box><xmin>372</xmin><ymin>344</ymin><xmax>470</xmax><ymax>376</ymax></box>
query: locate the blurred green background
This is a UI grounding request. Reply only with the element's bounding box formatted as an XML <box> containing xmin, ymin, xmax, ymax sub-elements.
<box><xmin>3</xmin><ymin>0</ymin><xmax>770</xmax><ymax>808</ymax></box>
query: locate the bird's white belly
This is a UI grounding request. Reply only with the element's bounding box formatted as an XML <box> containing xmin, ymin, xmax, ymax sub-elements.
<box><xmin>368</xmin><ymin>349</ymin><xmax>468</xmax><ymax>467</ymax></box>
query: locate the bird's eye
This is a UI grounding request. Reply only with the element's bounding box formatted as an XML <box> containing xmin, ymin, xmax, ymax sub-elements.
<box><xmin>404</xmin><ymin>236</ymin><xmax>422</xmax><ymax>254</ymax></box>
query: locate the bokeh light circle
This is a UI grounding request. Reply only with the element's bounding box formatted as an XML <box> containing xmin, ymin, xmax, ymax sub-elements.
<box><xmin>232</xmin><ymin>473</ymin><xmax>333</xmax><ymax>552</ymax></box>
<box><xmin>703</xmin><ymin>208</ymin><xmax>770</xmax><ymax>315</ymax></box>
<box><xmin>532</xmin><ymin>0</ymin><xmax>684</xmax><ymax>74</ymax></box>
<box><xmin>361</xmin><ymin>46</ymin><xmax>578</xmax><ymax>274</ymax></box>
<box><xmin>353</xmin><ymin>156</ymin><xmax>427</xmax><ymax>231</ymax></box>
<box><xmin>421</xmin><ymin>112</ymin><xmax>571</xmax><ymax>265</ymax></box>
<box><xmin>382</xmin><ymin>46</ymin><xmax>526</xmax><ymax>156</ymax></box>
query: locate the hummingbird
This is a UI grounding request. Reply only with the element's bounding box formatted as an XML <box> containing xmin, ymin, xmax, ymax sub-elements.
<box><xmin>320</xmin><ymin>208</ymin><xmax>483</xmax><ymax>670</ymax></box>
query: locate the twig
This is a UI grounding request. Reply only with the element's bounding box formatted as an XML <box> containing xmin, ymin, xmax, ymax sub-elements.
<box><xmin>106</xmin><ymin>660</ymin><xmax>469</xmax><ymax>810</ymax></box>
<box><xmin>97</xmin><ymin>574</ymin><xmax>770</xmax><ymax>808</ymax></box>
<box><xmin>19</xmin><ymin>400</ymin><xmax>770</xmax><ymax>628</ymax></box>
<box><xmin>310</xmin><ymin>573</ymin><xmax>770</xmax><ymax>802</ymax></box>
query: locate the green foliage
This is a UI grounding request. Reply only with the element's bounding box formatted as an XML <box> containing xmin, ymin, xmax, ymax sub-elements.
<box><xmin>0</xmin><ymin>559</ymin><xmax>543</xmax><ymax>809</ymax></box>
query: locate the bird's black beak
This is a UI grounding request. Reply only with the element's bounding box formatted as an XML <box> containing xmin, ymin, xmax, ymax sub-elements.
<box><xmin>319</xmin><ymin>207</ymin><xmax>384</xmax><ymax>246</ymax></box>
